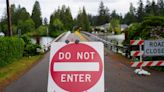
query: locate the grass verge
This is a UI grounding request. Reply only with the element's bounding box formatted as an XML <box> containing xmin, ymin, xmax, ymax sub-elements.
<box><xmin>0</xmin><ymin>55</ymin><xmax>43</xmax><ymax>90</ymax></box>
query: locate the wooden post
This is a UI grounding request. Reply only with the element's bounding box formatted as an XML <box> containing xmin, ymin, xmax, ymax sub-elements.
<box><xmin>6</xmin><ymin>0</ymin><xmax>12</xmax><ymax>36</ymax></box>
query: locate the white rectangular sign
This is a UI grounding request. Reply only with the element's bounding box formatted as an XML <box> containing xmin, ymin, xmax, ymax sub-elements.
<box><xmin>53</xmin><ymin>62</ymin><xmax>99</xmax><ymax>71</ymax></box>
<box><xmin>144</xmin><ymin>40</ymin><xmax>164</xmax><ymax>56</ymax></box>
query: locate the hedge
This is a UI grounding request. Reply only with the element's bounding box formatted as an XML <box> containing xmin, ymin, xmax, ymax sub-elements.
<box><xmin>21</xmin><ymin>35</ymin><xmax>41</xmax><ymax>56</ymax></box>
<box><xmin>0</xmin><ymin>37</ymin><xmax>25</xmax><ymax>67</ymax></box>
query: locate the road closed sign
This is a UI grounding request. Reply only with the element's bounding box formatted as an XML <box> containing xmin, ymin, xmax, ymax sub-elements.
<box><xmin>47</xmin><ymin>42</ymin><xmax>104</xmax><ymax>92</ymax></box>
<box><xmin>144</xmin><ymin>40</ymin><xmax>164</xmax><ymax>56</ymax></box>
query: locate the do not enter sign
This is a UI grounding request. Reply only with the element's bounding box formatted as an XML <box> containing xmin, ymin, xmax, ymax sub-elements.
<box><xmin>47</xmin><ymin>42</ymin><xmax>104</xmax><ymax>92</ymax></box>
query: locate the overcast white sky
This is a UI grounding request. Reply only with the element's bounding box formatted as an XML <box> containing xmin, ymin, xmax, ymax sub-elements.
<box><xmin>0</xmin><ymin>0</ymin><xmax>157</xmax><ymax>20</ymax></box>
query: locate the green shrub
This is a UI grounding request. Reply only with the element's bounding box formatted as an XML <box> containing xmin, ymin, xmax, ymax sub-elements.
<box><xmin>21</xmin><ymin>35</ymin><xmax>32</xmax><ymax>44</ymax></box>
<box><xmin>0</xmin><ymin>37</ymin><xmax>25</xmax><ymax>67</ymax></box>
<box><xmin>23</xmin><ymin>44</ymin><xmax>41</xmax><ymax>56</ymax></box>
<box><xmin>21</xmin><ymin>35</ymin><xmax>41</xmax><ymax>56</ymax></box>
<box><xmin>124</xmin><ymin>16</ymin><xmax>164</xmax><ymax>45</ymax></box>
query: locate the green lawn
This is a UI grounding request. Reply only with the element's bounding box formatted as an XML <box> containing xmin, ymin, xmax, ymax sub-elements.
<box><xmin>0</xmin><ymin>55</ymin><xmax>43</xmax><ymax>90</ymax></box>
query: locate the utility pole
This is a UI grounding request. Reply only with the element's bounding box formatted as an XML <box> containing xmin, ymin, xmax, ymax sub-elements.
<box><xmin>6</xmin><ymin>0</ymin><xmax>12</xmax><ymax>36</ymax></box>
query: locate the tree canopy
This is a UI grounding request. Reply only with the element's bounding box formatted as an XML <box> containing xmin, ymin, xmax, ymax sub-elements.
<box><xmin>124</xmin><ymin>16</ymin><xmax>164</xmax><ymax>44</ymax></box>
<box><xmin>49</xmin><ymin>5</ymin><xmax>74</xmax><ymax>33</ymax></box>
<box><xmin>76</xmin><ymin>7</ymin><xmax>90</xmax><ymax>32</ymax></box>
<box><xmin>123</xmin><ymin>0</ymin><xmax>164</xmax><ymax>24</ymax></box>
<box><xmin>31</xmin><ymin>1</ymin><xmax>42</xmax><ymax>28</ymax></box>
<box><xmin>0</xmin><ymin>0</ymin><xmax>164</xmax><ymax>38</ymax></box>
<box><xmin>109</xmin><ymin>19</ymin><xmax>121</xmax><ymax>34</ymax></box>
<box><xmin>97</xmin><ymin>1</ymin><xmax>110</xmax><ymax>25</ymax></box>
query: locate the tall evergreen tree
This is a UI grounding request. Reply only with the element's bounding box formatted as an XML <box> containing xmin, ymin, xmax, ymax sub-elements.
<box><xmin>145</xmin><ymin>0</ymin><xmax>152</xmax><ymax>16</ymax></box>
<box><xmin>31</xmin><ymin>1</ymin><xmax>42</xmax><ymax>28</ymax></box>
<box><xmin>61</xmin><ymin>6</ymin><xmax>74</xmax><ymax>30</ymax></box>
<box><xmin>77</xmin><ymin>9</ymin><xmax>83</xmax><ymax>28</ymax></box>
<box><xmin>60</xmin><ymin>5</ymin><xmax>67</xmax><ymax>25</ymax></box>
<box><xmin>110</xmin><ymin>10</ymin><xmax>122</xmax><ymax>21</ymax></box>
<box><xmin>82</xmin><ymin>7</ymin><xmax>90</xmax><ymax>31</ymax></box>
<box><xmin>97</xmin><ymin>1</ymin><xmax>110</xmax><ymax>25</ymax></box>
<box><xmin>0</xmin><ymin>4</ymin><xmax>35</xmax><ymax>35</ymax></box>
<box><xmin>157</xmin><ymin>0</ymin><xmax>164</xmax><ymax>15</ymax></box>
<box><xmin>123</xmin><ymin>3</ymin><xmax>136</xmax><ymax>24</ymax></box>
<box><xmin>11</xmin><ymin>5</ymin><xmax>30</xmax><ymax>25</ymax></box>
<box><xmin>129</xmin><ymin>3</ymin><xmax>136</xmax><ymax>22</ymax></box>
<box><xmin>49</xmin><ymin>5</ymin><xmax>73</xmax><ymax>31</ymax></box>
<box><xmin>88</xmin><ymin>14</ymin><xmax>97</xmax><ymax>26</ymax></box>
<box><xmin>137</xmin><ymin>0</ymin><xmax>145</xmax><ymax>22</ymax></box>
<box><xmin>76</xmin><ymin>7</ymin><xmax>90</xmax><ymax>32</ymax></box>
<box><xmin>151</xmin><ymin>0</ymin><xmax>159</xmax><ymax>15</ymax></box>
<box><xmin>65</xmin><ymin>7</ymin><xmax>74</xmax><ymax>30</ymax></box>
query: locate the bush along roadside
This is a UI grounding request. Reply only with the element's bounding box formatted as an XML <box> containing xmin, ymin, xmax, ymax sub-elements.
<box><xmin>0</xmin><ymin>36</ymin><xmax>43</xmax><ymax>90</ymax></box>
<box><xmin>21</xmin><ymin>35</ymin><xmax>41</xmax><ymax>56</ymax></box>
<box><xmin>0</xmin><ymin>35</ymin><xmax>42</xmax><ymax>67</ymax></box>
<box><xmin>0</xmin><ymin>37</ymin><xmax>25</xmax><ymax>67</ymax></box>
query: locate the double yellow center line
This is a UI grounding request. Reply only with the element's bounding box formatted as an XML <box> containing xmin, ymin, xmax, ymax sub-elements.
<box><xmin>74</xmin><ymin>31</ymin><xmax>87</xmax><ymax>41</ymax></box>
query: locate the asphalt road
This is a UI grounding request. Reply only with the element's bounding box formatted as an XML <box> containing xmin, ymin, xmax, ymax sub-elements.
<box><xmin>4</xmin><ymin>52</ymin><xmax>49</xmax><ymax>92</ymax></box>
<box><xmin>105</xmin><ymin>50</ymin><xmax>164</xmax><ymax>92</ymax></box>
<box><xmin>4</xmin><ymin>33</ymin><xmax>164</xmax><ymax>92</ymax></box>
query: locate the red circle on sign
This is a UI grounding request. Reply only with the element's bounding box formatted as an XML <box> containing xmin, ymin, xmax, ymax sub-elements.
<box><xmin>50</xmin><ymin>43</ymin><xmax>103</xmax><ymax>92</ymax></box>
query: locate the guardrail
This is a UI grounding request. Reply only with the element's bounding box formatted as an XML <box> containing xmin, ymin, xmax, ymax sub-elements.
<box><xmin>81</xmin><ymin>31</ymin><xmax>130</xmax><ymax>58</ymax></box>
<box><xmin>43</xmin><ymin>31</ymin><xmax>71</xmax><ymax>52</ymax></box>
